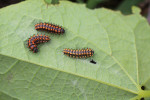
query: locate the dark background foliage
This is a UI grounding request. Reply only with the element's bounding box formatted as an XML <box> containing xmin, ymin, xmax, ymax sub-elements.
<box><xmin>0</xmin><ymin>0</ymin><xmax>149</xmax><ymax>21</ymax></box>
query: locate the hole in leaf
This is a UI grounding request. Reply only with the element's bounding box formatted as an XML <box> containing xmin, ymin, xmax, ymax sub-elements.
<box><xmin>141</xmin><ymin>97</ymin><xmax>144</xmax><ymax>100</ymax></box>
<box><xmin>141</xmin><ymin>86</ymin><xmax>145</xmax><ymax>90</ymax></box>
<box><xmin>90</xmin><ymin>59</ymin><xmax>96</xmax><ymax>64</ymax></box>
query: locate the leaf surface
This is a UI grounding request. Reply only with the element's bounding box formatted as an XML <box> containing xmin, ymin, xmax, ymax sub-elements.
<box><xmin>0</xmin><ymin>0</ymin><xmax>150</xmax><ymax>99</ymax></box>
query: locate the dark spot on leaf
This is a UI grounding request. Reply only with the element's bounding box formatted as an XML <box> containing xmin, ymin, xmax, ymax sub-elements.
<box><xmin>141</xmin><ymin>86</ymin><xmax>145</xmax><ymax>90</ymax></box>
<box><xmin>90</xmin><ymin>59</ymin><xmax>96</xmax><ymax>64</ymax></box>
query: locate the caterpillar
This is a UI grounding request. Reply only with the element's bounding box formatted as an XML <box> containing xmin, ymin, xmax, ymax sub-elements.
<box><xmin>63</xmin><ymin>48</ymin><xmax>94</xmax><ymax>58</ymax></box>
<box><xmin>27</xmin><ymin>34</ymin><xmax>50</xmax><ymax>53</ymax></box>
<box><xmin>35</xmin><ymin>23</ymin><xmax>65</xmax><ymax>34</ymax></box>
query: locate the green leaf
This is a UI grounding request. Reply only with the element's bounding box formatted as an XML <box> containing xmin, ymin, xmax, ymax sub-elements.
<box><xmin>132</xmin><ymin>6</ymin><xmax>141</xmax><ymax>14</ymax></box>
<box><xmin>76</xmin><ymin>0</ymin><xmax>84</xmax><ymax>3</ymax></box>
<box><xmin>0</xmin><ymin>91</ymin><xmax>18</xmax><ymax>100</ymax></box>
<box><xmin>0</xmin><ymin>0</ymin><xmax>150</xmax><ymax>99</ymax></box>
<box><xmin>117</xmin><ymin>0</ymin><xmax>143</xmax><ymax>15</ymax></box>
<box><xmin>44</xmin><ymin>0</ymin><xmax>59</xmax><ymax>4</ymax></box>
<box><xmin>44</xmin><ymin>0</ymin><xmax>52</xmax><ymax>4</ymax></box>
<box><xmin>86</xmin><ymin>0</ymin><xmax>105</xmax><ymax>9</ymax></box>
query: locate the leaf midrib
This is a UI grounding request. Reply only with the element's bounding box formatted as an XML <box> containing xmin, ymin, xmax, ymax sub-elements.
<box><xmin>0</xmin><ymin>53</ymin><xmax>138</xmax><ymax>94</ymax></box>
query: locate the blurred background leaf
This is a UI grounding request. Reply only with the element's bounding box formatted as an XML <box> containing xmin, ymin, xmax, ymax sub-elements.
<box><xmin>0</xmin><ymin>0</ymin><xmax>146</xmax><ymax>15</ymax></box>
<box><xmin>117</xmin><ymin>0</ymin><xmax>143</xmax><ymax>14</ymax></box>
